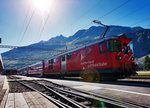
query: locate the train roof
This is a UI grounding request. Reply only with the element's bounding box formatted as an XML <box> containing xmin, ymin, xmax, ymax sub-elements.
<box><xmin>44</xmin><ymin>33</ymin><xmax>129</xmax><ymax>61</ymax></box>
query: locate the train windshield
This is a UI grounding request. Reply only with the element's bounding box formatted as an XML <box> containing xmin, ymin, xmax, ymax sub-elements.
<box><xmin>107</xmin><ymin>40</ymin><xmax>121</xmax><ymax>52</ymax></box>
<box><xmin>129</xmin><ymin>41</ymin><xmax>134</xmax><ymax>53</ymax></box>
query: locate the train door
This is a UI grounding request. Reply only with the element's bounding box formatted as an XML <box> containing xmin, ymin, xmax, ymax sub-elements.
<box><xmin>61</xmin><ymin>55</ymin><xmax>67</xmax><ymax>71</ymax></box>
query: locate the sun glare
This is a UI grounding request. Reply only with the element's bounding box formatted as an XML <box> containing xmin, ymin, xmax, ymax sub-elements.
<box><xmin>32</xmin><ymin>0</ymin><xmax>53</xmax><ymax>13</ymax></box>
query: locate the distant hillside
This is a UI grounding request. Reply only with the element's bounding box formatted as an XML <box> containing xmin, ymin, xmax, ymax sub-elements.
<box><xmin>2</xmin><ymin>25</ymin><xmax>150</xmax><ymax>69</ymax></box>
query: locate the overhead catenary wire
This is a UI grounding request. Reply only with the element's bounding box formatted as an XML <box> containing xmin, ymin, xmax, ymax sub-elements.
<box><xmin>19</xmin><ymin>9</ymin><xmax>35</xmax><ymax>44</ymax></box>
<box><xmin>61</xmin><ymin>0</ymin><xmax>104</xmax><ymax>38</ymax></box>
<box><xmin>81</xmin><ymin>0</ymin><xmax>132</xmax><ymax>31</ymax></box>
<box><xmin>97</xmin><ymin>0</ymin><xmax>132</xmax><ymax>20</ymax></box>
<box><xmin>17</xmin><ymin>6</ymin><xmax>31</xmax><ymax>45</ymax></box>
<box><xmin>70</xmin><ymin>0</ymin><xmax>103</xmax><ymax>26</ymax></box>
<box><xmin>38</xmin><ymin>0</ymin><xmax>56</xmax><ymax>41</ymax></box>
<box><xmin>111</xmin><ymin>2</ymin><xmax>150</xmax><ymax>24</ymax></box>
<box><xmin>38</xmin><ymin>12</ymin><xmax>51</xmax><ymax>41</ymax></box>
<box><xmin>130</xmin><ymin>17</ymin><xmax>150</xmax><ymax>27</ymax></box>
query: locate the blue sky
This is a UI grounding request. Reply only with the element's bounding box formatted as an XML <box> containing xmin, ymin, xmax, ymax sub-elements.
<box><xmin>0</xmin><ymin>0</ymin><xmax>150</xmax><ymax>53</ymax></box>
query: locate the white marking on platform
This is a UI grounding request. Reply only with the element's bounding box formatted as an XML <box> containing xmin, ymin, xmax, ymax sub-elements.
<box><xmin>73</xmin><ymin>85</ymin><xmax>102</xmax><ymax>91</ymax></box>
<box><xmin>74</xmin><ymin>85</ymin><xmax>150</xmax><ymax>97</ymax></box>
<box><xmin>103</xmin><ymin>87</ymin><xmax>150</xmax><ymax>97</ymax></box>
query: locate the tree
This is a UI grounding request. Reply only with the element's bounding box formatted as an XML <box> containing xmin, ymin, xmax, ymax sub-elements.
<box><xmin>143</xmin><ymin>56</ymin><xmax>150</xmax><ymax>70</ymax></box>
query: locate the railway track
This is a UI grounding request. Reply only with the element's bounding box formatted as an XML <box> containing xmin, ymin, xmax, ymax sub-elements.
<box><xmin>7</xmin><ymin>75</ymin><xmax>149</xmax><ymax>108</ymax></box>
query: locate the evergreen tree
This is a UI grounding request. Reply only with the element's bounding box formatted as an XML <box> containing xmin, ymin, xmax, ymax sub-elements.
<box><xmin>143</xmin><ymin>56</ymin><xmax>150</xmax><ymax>70</ymax></box>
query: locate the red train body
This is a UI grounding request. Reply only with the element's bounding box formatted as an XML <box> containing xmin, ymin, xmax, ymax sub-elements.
<box><xmin>24</xmin><ymin>34</ymin><xmax>136</xmax><ymax>80</ymax></box>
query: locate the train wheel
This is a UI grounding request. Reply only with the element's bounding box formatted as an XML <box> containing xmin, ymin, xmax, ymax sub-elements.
<box><xmin>59</xmin><ymin>70</ymin><xmax>65</xmax><ymax>79</ymax></box>
<box><xmin>80</xmin><ymin>69</ymin><xmax>100</xmax><ymax>81</ymax></box>
<box><xmin>94</xmin><ymin>70</ymin><xmax>100</xmax><ymax>81</ymax></box>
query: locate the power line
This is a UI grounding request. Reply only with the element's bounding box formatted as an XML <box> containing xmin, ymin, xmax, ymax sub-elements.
<box><xmin>61</xmin><ymin>0</ymin><xmax>103</xmax><ymax>37</ymax></box>
<box><xmin>19</xmin><ymin>9</ymin><xmax>35</xmax><ymax>44</ymax></box>
<box><xmin>130</xmin><ymin>17</ymin><xmax>150</xmax><ymax>26</ymax></box>
<box><xmin>80</xmin><ymin>0</ymin><xmax>131</xmax><ymax>31</ymax></box>
<box><xmin>38</xmin><ymin>12</ymin><xmax>51</xmax><ymax>41</ymax></box>
<box><xmin>97</xmin><ymin>0</ymin><xmax>131</xmax><ymax>19</ymax></box>
<box><xmin>38</xmin><ymin>0</ymin><xmax>56</xmax><ymax>41</ymax></box>
<box><xmin>111</xmin><ymin>2</ymin><xmax>150</xmax><ymax>24</ymax></box>
<box><xmin>71</xmin><ymin>0</ymin><xmax>103</xmax><ymax>26</ymax></box>
<box><xmin>17</xmin><ymin>6</ymin><xmax>31</xmax><ymax>45</ymax></box>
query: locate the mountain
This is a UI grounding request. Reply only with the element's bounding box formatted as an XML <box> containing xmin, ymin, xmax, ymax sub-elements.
<box><xmin>2</xmin><ymin>25</ymin><xmax>150</xmax><ymax>69</ymax></box>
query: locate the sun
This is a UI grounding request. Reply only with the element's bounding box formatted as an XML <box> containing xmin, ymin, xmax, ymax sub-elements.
<box><xmin>32</xmin><ymin>0</ymin><xmax>53</xmax><ymax>13</ymax></box>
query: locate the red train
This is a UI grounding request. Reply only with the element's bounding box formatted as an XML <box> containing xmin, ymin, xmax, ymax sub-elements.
<box><xmin>21</xmin><ymin>34</ymin><xmax>136</xmax><ymax>81</ymax></box>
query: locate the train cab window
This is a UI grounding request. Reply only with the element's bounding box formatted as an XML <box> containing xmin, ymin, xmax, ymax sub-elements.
<box><xmin>54</xmin><ymin>58</ymin><xmax>56</xmax><ymax>63</ymax></box>
<box><xmin>129</xmin><ymin>42</ymin><xmax>134</xmax><ymax>53</ymax></box>
<box><xmin>62</xmin><ymin>55</ymin><xmax>65</xmax><ymax>61</ymax></box>
<box><xmin>123</xmin><ymin>43</ymin><xmax>128</xmax><ymax>54</ymax></box>
<box><xmin>99</xmin><ymin>42</ymin><xmax>105</xmax><ymax>53</ymax></box>
<box><xmin>67</xmin><ymin>53</ymin><xmax>72</xmax><ymax>60</ymax></box>
<box><xmin>107</xmin><ymin>40</ymin><xmax>121</xmax><ymax>52</ymax></box>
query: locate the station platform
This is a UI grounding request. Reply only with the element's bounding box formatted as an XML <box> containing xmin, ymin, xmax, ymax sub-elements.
<box><xmin>0</xmin><ymin>75</ymin><xmax>58</xmax><ymax>108</ymax></box>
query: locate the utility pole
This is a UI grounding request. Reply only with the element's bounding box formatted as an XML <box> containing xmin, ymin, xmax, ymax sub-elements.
<box><xmin>93</xmin><ymin>20</ymin><xmax>109</xmax><ymax>38</ymax></box>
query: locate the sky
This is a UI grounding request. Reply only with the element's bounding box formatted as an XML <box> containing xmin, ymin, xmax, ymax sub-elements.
<box><xmin>0</xmin><ymin>0</ymin><xmax>150</xmax><ymax>53</ymax></box>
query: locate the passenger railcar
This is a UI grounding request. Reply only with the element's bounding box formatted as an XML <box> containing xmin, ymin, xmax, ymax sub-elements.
<box><xmin>27</xmin><ymin>61</ymin><xmax>44</xmax><ymax>76</ymax></box>
<box><xmin>23</xmin><ymin>34</ymin><xmax>136</xmax><ymax>81</ymax></box>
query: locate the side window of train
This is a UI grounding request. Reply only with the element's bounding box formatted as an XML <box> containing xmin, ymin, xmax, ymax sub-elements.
<box><xmin>48</xmin><ymin>60</ymin><xmax>51</xmax><ymax>64</ymax></box>
<box><xmin>62</xmin><ymin>55</ymin><xmax>65</xmax><ymax>61</ymax></box>
<box><xmin>49</xmin><ymin>59</ymin><xmax>53</xmax><ymax>64</ymax></box>
<box><xmin>123</xmin><ymin>43</ymin><xmax>128</xmax><ymax>54</ymax></box>
<box><xmin>48</xmin><ymin>65</ymin><xmax>51</xmax><ymax>70</ymax></box>
<box><xmin>54</xmin><ymin>58</ymin><xmax>56</xmax><ymax>63</ymax></box>
<box><xmin>48</xmin><ymin>65</ymin><xmax>53</xmax><ymax>70</ymax></box>
<box><xmin>51</xmin><ymin>59</ymin><xmax>53</xmax><ymax>64</ymax></box>
<box><xmin>67</xmin><ymin>53</ymin><xmax>72</xmax><ymax>60</ymax></box>
<box><xmin>99</xmin><ymin>42</ymin><xmax>105</xmax><ymax>53</ymax></box>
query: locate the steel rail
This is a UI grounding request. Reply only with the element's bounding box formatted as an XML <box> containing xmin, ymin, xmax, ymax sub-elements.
<box><xmin>18</xmin><ymin>80</ymin><xmax>84</xmax><ymax>108</ymax></box>
<box><xmin>47</xmin><ymin>85</ymin><xmax>135</xmax><ymax>108</ymax></box>
<box><xmin>37</xmin><ymin>80</ymin><xmax>140</xmax><ymax>108</ymax></box>
<box><xmin>17</xmin><ymin>81</ymin><xmax>70</xmax><ymax>108</ymax></box>
<box><xmin>64</xmin><ymin>84</ymin><xmax>149</xmax><ymax>108</ymax></box>
<box><xmin>41</xmin><ymin>80</ymin><xmax>148</xmax><ymax>108</ymax></box>
<box><xmin>8</xmin><ymin>76</ymin><xmax>149</xmax><ymax>108</ymax></box>
<box><xmin>30</xmin><ymin>80</ymin><xmax>85</xmax><ymax>108</ymax></box>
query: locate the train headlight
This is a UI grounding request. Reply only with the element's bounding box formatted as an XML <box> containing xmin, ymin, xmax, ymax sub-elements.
<box><xmin>131</xmin><ymin>57</ymin><xmax>134</xmax><ymax>60</ymax></box>
<box><xmin>116</xmin><ymin>56</ymin><xmax>122</xmax><ymax>60</ymax></box>
<box><xmin>119</xmin><ymin>56</ymin><xmax>122</xmax><ymax>60</ymax></box>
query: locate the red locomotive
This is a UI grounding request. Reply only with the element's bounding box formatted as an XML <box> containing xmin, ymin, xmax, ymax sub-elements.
<box><xmin>24</xmin><ymin>33</ymin><xmax>136</xmax><ymax>81</ymax></box>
